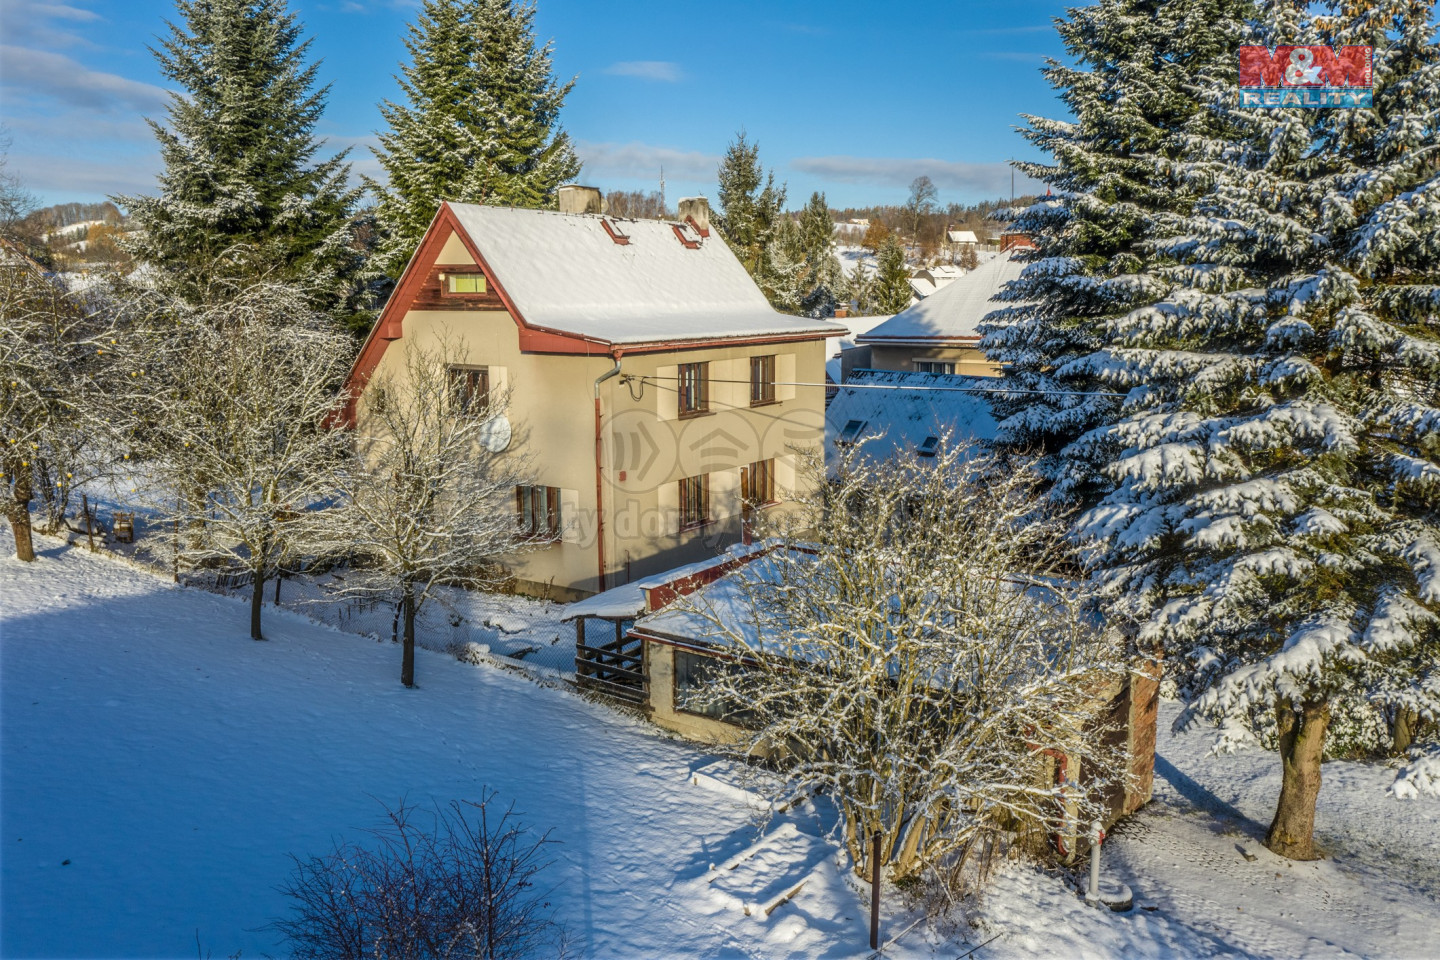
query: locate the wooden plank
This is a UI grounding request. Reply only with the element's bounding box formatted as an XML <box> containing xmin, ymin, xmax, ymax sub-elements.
<box><xmin>577</xmin><ymin>675</ymin><xmax>647</xmax><ymax>704</ymax></box>
<box><xmin>573</xmin><ymin>658</ymin><xmax>645</xmax><ymax>685</ymax></box>
<box><xmin>410</xmin><ymin>264</ymin><xmax>505</xmax><ymax>311</ymax></box>
<box><xmin>576</xmin><ymin>642</ymin><xmax>643</xmax><ymax>666</ymax></box>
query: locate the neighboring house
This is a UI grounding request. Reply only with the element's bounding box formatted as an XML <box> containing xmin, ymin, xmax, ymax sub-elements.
<box><xmin>907</xmin><ymin>263</ymin><xmax>964</xmax><ymax>301</ymax></box>
<box><xmin>946</xmin><ymin>229</ymin><xmax>979</xmax><ymax>246</ymax></box>
<box><xmin>845</xmin><ymin>251</ymin><xmax>1027</xmax><ymax>378</ymax></box>
<box><xmin>342</xmin><ymin>188</ymin><xmax>845</xmax><ymax>601</ymax></box>
<box><xmin>823</xmin><ymin>368</ymin><xmax>1000</xmax><ymax>466</ymax></box>
<box><xmin>590</xmin><ymin>545</ymin><xmax>1159</xmax><ymax>845</ymax></box>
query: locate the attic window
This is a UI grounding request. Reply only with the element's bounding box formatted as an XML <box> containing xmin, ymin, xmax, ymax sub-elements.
<box><xmin>837</xmin><ymin>419</ymin><xmax>868</xmax><ymax>445</ymax></box>
<box><xmin>600</xmin><ymin>219</ymin><xmax>631</xmax><ymax>245</ymax></box>
<box><xmin>445</xmin><ymin>273</ymin><xmax>487</xmax><ymax>294</ymax></box>
<box><xmin>916</xmin><ymin>435</ymin><xmax>940</xmax><ymax>458</ymax></box>
<box><xmin>671</xmin><ymin>224</ymin><xmax>701</xmax><ymax>250</ymax></box>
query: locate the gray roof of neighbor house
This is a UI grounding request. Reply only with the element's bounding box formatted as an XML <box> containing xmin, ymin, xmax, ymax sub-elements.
<box><xmin>856</xmin><ymin>252</ymin><xmax>1027</xmax><ymax>346</ymax></box>
<box><xmin>446</xmin><ymin>203</ymin><xmax>846</xmax><ymax>345</ymax></box>
<box><xmin>824</xmin><ymin>368</ymin><xmax>1000</xmax><ymax>467</ymax></box>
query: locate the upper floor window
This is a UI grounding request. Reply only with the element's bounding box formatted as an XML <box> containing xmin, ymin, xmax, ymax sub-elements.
<box><xmin>447</xmin><ymin>365</ymin><xmax>489</xmax><ymax>415</ymax></box>
<box><xmin>914</xmin><ymin>360</ymin><xmax>955</xmax><ymax>375</ymax></box>
<box><xmin>516</xmin><ymin>485</ymin><xmax>560</xmax><ymax>540</ymax></box>
<box><xmin>916</xmin><ymin>435</ymin><xmax>940</xmax><ymax>459</ymax></box>
<box><xmin>678</xmin><ymin>362</ymin><xmax>709</xmax><ymax>417</ymax></box>
<box><xmin>446</xmin><ymin>273</ymin><xmax>487</xmax><ymax>294</ymax></box>
<box><xmin>750</xmin><ymin>355</ymin><xmax>776</xmax><ymax>406</ymax></box>
<box><xmin>679</xmin><ymin>474</ymin><xmax>710</xmax><ymax>529</ymax></box>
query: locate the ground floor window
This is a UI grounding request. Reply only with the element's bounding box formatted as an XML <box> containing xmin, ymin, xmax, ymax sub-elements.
<box><xmin>673</xmin><ymin>648</ymin><xmax>756</xmax><ymax>724</ymax></box>
<box><xmin>744</xmin><ymin>459</ymin><xmax>775</xmax><ymax>505</ymax></box>
<box><xmin>516</xmin><ymin>485</ymin><xmax>560</xmax><ymax>540</ymax></box>
<box><xmin>679</xmin><ymin>474</ymin><xmax>709</xmax><ymax>529</ymax></box>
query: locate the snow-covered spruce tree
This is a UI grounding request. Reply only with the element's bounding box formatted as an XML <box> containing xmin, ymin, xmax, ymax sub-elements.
<box><xmin>116</xmin><ymin>0</ymin><xmax>366</xmax><ymax>332</ymax></box>
<box><xmin>1074</xmin><ymin>1</ymin><xmax>1440</xmax><ymax>859</ymax></box>
<box><xmin>978</xmin><ymin>0</ymin><xmax>1253</xmax><ymax>503</ymax></box>
<box><xmin>797</xmin><ymin>191</ymin><xmax>845</xmax><ymax>317</ymax></box>
<box><xmin>715</xmin><ymin>131</ymin><xmax>787</xmax><ymax>280</ymax></box>
<box><xmin>872</xmin><ymin>234</ymin><xmax>913</xmax><ymax>315</ymax></box>
<box><xmin>369</xmin><ymin>0</ymin><xmax>581</xmax><ymax>279</ymax></box>
<box><xmin>675</xmin><ymin>444</ymin><xmax>1128</xmax><ymax>893</ymax></box>
<box><xmin>130</xmin><ymin>282</ymin><xmax>355</xmax><ymax>640</ymax></box>
<box><xmin>757</xmin><ymin>215</ymin><xmax>806</xmax><ymax>314</ymax></box>
<box><xmin>309</xmin><ymin>339</ymin><xmax>537</xmax><ymax>688</ymax></box>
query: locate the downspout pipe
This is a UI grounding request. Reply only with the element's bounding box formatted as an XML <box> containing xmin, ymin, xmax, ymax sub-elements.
<box><xmin>593</xmin><ymin>352</ymin><xmax>623</xmax><ymax>593</ymax></box>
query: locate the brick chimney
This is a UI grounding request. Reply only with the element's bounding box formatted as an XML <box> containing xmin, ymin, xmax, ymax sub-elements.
<box><xmin>557</xmin><ymin>184</ymin><xmax>603</xmax><ymax>215</ymax></box>
<box><xmin>676</xmin><ymin>196</ymin><xmax>711</xmax><ymax>237</ymax></box>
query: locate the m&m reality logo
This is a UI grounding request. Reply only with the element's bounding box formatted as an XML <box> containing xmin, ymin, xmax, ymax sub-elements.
<box><xmin>1238</xmin><ymin>45</ymin><xmax>1373</xmax><ymax>107</ymax></box>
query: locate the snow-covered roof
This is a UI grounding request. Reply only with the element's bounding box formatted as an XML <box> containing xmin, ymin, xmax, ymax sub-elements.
<box><xmin>824</xmin><ymin>368</ymin><xmax>999</xmax><ymax>466</ymax></box>
<box><xmin>857</xmin><ymin>252</ymin><xmax>1027</xmax><ymax>345</ymax></box>
<box><xmin>446</xmin><ymin>203</ymin><xmax>845</xmax><ymax>346</ymax></box>
<box><xmin>562</xmin><ymin>541</ymin><xmax>775</xmax><ymax>621</ymax></box>
<box><xmin>947</xmin><ymin>229</ymin><xmax>979</xmax><ymax>244</ymax></box>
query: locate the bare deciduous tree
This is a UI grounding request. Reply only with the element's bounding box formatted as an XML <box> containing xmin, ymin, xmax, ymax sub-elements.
<box><xmin>309</xmin><ymin>338</ymin><xmax>536</xmax><ymax>687</ymax></box>
<box><xmin>274</xmin><ymin>792</ymin><xmax>565</xmax><ymax>960</ymax></box>
<box><xmin>0</xmin><ymin>247</ymin><xmax>114</xmax><ymax>560</ymax></box>
<box><xmin>131</xmin><ymin>282</ymin><xmax>355</xmax><ymax>639</ymax></box>
<box><xmin>675</xmin><ymin>443</ymin><xmax>1129</xmax><ymax>899</ymax></box>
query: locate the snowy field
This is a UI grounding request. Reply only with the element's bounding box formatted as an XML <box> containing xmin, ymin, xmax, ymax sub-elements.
<box><xmin>4</xmin><ymin>532</ymin><xmax>1439</xmax><ymax>958</ymax></box>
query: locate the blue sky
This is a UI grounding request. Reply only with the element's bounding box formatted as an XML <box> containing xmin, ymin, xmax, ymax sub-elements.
<box><xmin>0</xmin><ymin>0</ymin><xmax>1070</xmax><ymax>211</ymax></box>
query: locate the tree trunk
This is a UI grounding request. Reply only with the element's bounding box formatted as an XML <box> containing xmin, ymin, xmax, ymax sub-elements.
<box><xmin>1266</xmin><ymin>697</ymin><xmax>1330</xmax><ymax>860</ymax></box>
<box><xmin>6</xmin><ymin>470</ymin><xmax>36</xmax><ymax>562</ymax></box>
<box><xmin>401</xmin><ymin>586</ymin><xmax>417</xmax><ymax>688</ymax></box>
<box><xmin>1393</xmin><ymin>707</ymin><xmax>1418</xmax><ymax>756</ymax></box>
<box><xmin>250</xmin><ymin>564</ymin><xmax>267</xmax><ymax>641</ymax></box>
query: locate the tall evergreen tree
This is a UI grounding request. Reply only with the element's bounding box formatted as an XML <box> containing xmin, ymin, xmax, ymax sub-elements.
<box><xmin>715</xmin><ymin>131</ymin><xmax>787</xmax><ymax>279</ymax></box>
<box><xmin>1072</xmin><ymin>0</ymin><xmax>1440</xmax><ymax>859</ymax></box>
<box><xmin>116</xmin><ymin>0</ymin><xmax>365</xmax><ymax>329</ymax></box>
<box><xmin>369</xmin><ymin>0</ymin><xmax>581</xmax><ymax>278</ymax></box>
<box><xmin>797</xmin><ymin>191</ymin><xmax>845</xmax><ymax>316</ymax></box>
<box><xmin>872</xmin><ymin>235</ymin><xmax>913</xmax><ymax>315</ymax></box>
<box><xmin>978</xmin><ymin>0</ymin><xmax>1254</xmax><ymax>502</ymax></box>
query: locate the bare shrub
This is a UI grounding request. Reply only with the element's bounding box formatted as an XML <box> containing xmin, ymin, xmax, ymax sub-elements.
<box><xmin>274</xmin><ymin>792</ymin><xmax>565</xmax><ymax>960</ymax></box>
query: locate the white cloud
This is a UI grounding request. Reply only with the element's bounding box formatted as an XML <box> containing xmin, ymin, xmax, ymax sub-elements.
<box><xmin>602</xmin><ymin>61</ymin><xmax>684</xmax><ymax>83</ymax></box>
<box><xmin>576</xmin><ymin>140</ymin><xmax>719</xmax><ymax>182</ymax></box>
<box><xmin>0</xmin><ymin>0</ymin><xmax>102</xmax><ymax>48</ymax></box>
<box><xmin>9</xmin><ymin>151</ymin><xmax>160</xmax><ymax>201</ymax></box>
<box><xmin>789</xmin><ymin>156</ymin><xmax>1045</xmax><ymax>197</ymax></box>
<box><xmin>0</xmin><ymin>46</ymin><xmax>170</xmax><ymax>113</ymax></box>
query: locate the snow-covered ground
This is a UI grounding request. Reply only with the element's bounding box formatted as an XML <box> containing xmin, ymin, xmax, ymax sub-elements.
<box><xmin>4</xmin><ymin>532</ymin><xmax>1439</xmax><ymax>958</ymax></box>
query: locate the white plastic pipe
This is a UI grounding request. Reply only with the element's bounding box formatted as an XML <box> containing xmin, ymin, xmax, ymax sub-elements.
<box><xmin>1086</xmin><ymin>820</ymin><xmax>1102</xmax><ymax>905</ymax></box>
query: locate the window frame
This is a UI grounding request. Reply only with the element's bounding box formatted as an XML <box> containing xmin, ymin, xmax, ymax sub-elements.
<box><xmin>678</xmin><ymin>474</ymin><xmax>710</xmax><ymax>530</ymax></box>
<box><xmin>677</xmin><ymin>362</ymin><xmax>710</xmax><ymax>418</ymax></box>
<box><xmin>836</xmin><ymin>419</ymin><xmax>868</xmax><ymax>446</ymax></box>
<box><xmin>444</xmin><ymin>272</ymin><xmax>488</xmax><ymax>295</ymax></box>
<box><xmin>914</xmin><ymin>360</ymin><xmax>956</xmax><ymax>375</ymax></box>
<box><xmin>515</xmin><ymin>484</ymin><xmax>561</xmax><ymax>541</ymax></box>
<box><xmin>744</xmin><ymin>458</ymin><xmax>776</xmax><ymax>506</ymax></box>
<box><xmin>916</xmin><ymin>436</ymin><xmax>940</xmax><ymax>459</ymax></box>
<box><xmin>749</xmin><ymin>354</ymin><xmax>777</xmax><ymax>407</ymax></box>
<box><xmin>446</xmin><ymin>365</ymin><xmax>490</xmax><ymax>416</ymax></box>
<box><xmin>672</xmin><ymin>647</ymin><xmax>758</xmax><ymax>725</ymax></box>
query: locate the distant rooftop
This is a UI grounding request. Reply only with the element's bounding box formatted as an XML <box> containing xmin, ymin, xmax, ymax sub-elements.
<box><xmin>824</xmin><ymin>368</ymin><xmax>999</xmax><ymax>467</ymax></box>
<box><xmin>856</xmin><ymin>252</ymin><xmax>1027</xmax><ymax>346</ymax></box>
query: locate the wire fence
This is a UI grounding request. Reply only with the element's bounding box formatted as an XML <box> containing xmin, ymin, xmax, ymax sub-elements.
<box><xmin>190</xmin><ymin>567</ymin><xmax>585</xmax><ymax>681</ymax></box>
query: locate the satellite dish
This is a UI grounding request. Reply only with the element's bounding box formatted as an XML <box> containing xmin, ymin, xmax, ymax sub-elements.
<box><xmin>480</xmin><ymin>414</ymin><xmax>512</xmax><ymax>453</ymax></box>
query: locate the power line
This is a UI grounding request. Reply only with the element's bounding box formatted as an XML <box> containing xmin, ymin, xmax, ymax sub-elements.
<box><xmin>628</xmin><ymin>374</ymin><xmax>1128</xmax><ymax>400</ymax></box>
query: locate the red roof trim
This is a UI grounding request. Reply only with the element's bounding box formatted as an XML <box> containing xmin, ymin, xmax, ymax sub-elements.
<box><xmin>600</xmin><ymin>219</ymin><xmax>631</xmax><ymax>245</ymax></box>
<box><xmin>671</xmin><ymin>224</ymin><xmax>701</xmax><ymax>250</ymax></box>
<box><xmin>684</xmin><ymin>215</ymin><xmax>710</xmax><ymax>239</ymax></box>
